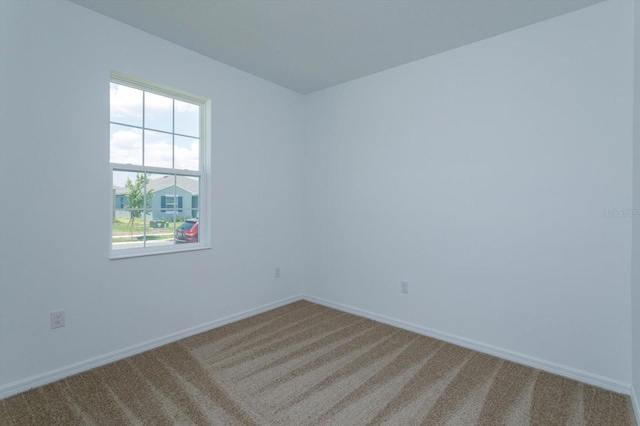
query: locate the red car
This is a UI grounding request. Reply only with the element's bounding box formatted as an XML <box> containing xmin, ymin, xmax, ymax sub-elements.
<box><xmin>175</xmin><ymin>219</ymin><xmax>198</xmax><ymax>243</ymax></box>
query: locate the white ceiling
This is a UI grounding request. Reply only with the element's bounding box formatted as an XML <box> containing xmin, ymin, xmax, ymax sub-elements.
<box><xmin>70</xmin><ymin>0</ymin><xmax>605</xmax><ymax>94</ymax></box>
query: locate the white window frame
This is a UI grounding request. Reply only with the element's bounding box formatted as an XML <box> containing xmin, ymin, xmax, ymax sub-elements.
<box><xmin>109</xmin><ymin>71</ymin><xmax>211</xmax><ymax>259</ymax></box>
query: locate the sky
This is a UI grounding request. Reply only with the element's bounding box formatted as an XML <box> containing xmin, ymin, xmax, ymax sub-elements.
<box><xmin>110</xmin><ymin>83</ymin><xmax>200</xmax><ymax>187</ymax></box>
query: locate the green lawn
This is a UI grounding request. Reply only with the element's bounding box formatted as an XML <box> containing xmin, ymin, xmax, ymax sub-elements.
<box><xmin>112</xmin><ymin>217</ymin><xmax>177</xmax><ymax>237</ymax></box>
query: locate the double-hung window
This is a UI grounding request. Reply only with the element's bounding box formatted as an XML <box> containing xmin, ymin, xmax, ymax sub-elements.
<box><xmin>109</xmin><ymin>72</ymin><xmax>209</xmax><ymax>258</ymax></box>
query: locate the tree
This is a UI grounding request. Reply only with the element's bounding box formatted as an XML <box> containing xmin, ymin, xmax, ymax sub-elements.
<box><xmin>125</xmin><ymin>174</ymin><xmax>154</xmax><ymax>237</ymax></box>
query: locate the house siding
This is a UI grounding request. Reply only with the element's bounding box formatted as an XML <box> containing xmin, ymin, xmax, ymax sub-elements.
<box><xmin>113</xmin><ymin>186</ymin><xmax>199</xmax><ymax>220</ymax></box>
<box><xmin>150</xmin><ymin>186</ymin><xmax>197</xmax><ymax>220</ymax></box>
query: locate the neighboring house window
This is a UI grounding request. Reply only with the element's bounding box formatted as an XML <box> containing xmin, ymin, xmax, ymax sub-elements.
<box><xmin>164</xmin><ymin>196</ymin><xmax>175</xmax><ymax>211</ymax></box>
<box><xmin>110</xmin><ymin>72</ymin><xmax>210</xmax><ymax>258</ymax></box>
<box><xmin>161</xmin><ymin>195</ymin><xmax>183</xmax><ymax>213</ymax></box>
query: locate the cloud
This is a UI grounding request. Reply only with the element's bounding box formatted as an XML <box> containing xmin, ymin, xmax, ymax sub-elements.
<box><xmin>175</xmin><ymin>99</ymin><xmax>198</xmax><ymax>113</ymax></box>
<box><xmin>174</xmin><ymin>137</ymin><xmax>199</xmax><ymax>170</ymax></box>
<box><xmin>111</xmin><ymin>83</ymin><xmax>200</xmax><ymax>182</ymax></box>
<box><xmin>112</xmin><ymin>170</ymin><xmax>138</xmax><ymax>188</ymax></box>
<box><xmin>110</xmin><ymin>83</ymin><xmax>142</xmax><ymax>126</ymax></box>
<box><xmin>143</xmin><ymin>130</ymin><xmax>172</xmax><ymax>168</ymax></box>
<box><xmin>110</xmin><ymin>126</ymin><xmax>199</xmax><ymax>171</ymax></box>
<box><xmin>110</xmin><ymin>126</ymin><xmax>142</xmax><ymax>165</ymax></box>
<box><xmin>111</xmin><ymin>82</ymin><xmax>201</xmax><ymax>136</ymax></box>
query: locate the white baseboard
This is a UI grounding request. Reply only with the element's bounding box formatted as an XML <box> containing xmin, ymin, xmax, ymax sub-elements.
<box><xmin>1</xmin><ymin>293</ymin><xmax>632</xmax><ymax>403</ymax></box>
<box><xmin>0</xmin><ymin>294</ymin><xmax>304</xmax><ymax>400</ymax></box>
<box><xmin>303</xmin><ymin>295</ymin><xmax>632</xmax><ymax>395</ymax></box>
<box><xmin>632</xmin><ymin>386</ymin><xmax>640</xmax><ymax>425</ymax></box>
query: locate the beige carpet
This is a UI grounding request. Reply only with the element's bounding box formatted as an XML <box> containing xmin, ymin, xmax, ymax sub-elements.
<box><xmin>1</xmin><ymin>300</ymin><xmax>636</xmax><ymax>425</ymax></box>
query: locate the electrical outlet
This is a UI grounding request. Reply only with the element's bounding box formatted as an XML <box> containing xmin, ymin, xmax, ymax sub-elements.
<box><xmin>275</xmin><ymin>267</ymin><xmax>280</xmax><ymax>278</ymax></box>
<box><xmin>401</xmin><ymin>281</ymin><xmax>409</xmax><ymax>294</ymax></box>
<box><xmin>50</xmin><ymin>310</ymin><xmax>65</xmax><ymax>329</ymax></box>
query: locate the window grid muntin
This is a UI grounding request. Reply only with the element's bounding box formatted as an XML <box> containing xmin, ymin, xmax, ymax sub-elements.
<box><xmin>108</xmin><ymin>122</ymin><xmax>199</xmax><ymax>141</ymax></box>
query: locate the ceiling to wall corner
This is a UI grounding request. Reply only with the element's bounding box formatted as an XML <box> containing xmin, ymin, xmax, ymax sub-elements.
<box><xmin>70</xmin><ymin>0</ymin><xmax>605</xmax><ymax>94</ymax></box>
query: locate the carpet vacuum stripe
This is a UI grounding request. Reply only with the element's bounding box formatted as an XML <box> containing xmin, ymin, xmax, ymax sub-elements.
<box><xmin>1</xmin><ymin>300</ymin><xmax>636</xmax><ymax>425</ymax></box>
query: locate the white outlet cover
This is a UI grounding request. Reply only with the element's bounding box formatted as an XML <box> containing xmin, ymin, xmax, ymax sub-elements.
<box><xmin>50</xmin><ymin>310</ymin><xmax>65</xmax><ymax>329</ymax></box>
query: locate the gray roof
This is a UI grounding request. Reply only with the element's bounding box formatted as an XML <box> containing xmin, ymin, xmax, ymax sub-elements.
<box><xmin>114</xmin><ymin>175</ymin><xmax>199</xmax><ymax>196</ymax></box>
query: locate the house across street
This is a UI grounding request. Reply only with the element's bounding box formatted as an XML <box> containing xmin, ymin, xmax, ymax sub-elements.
<box><xmin>113</xmin><ymin>175</ymin><xmax>199</xmax><ymax>220</ymax></box>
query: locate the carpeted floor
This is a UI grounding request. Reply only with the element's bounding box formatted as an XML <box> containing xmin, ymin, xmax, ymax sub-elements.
<box><xmin>1</xmin><ymin>300</ymin><xmax>636</xmax><ymax>425</ymax></box>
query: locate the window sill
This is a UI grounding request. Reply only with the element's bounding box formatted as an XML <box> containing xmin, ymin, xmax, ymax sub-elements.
<box><xmin>109</xmin><ymin>243</ymin><xmax>211</xmax><ymax>260</ymax></box>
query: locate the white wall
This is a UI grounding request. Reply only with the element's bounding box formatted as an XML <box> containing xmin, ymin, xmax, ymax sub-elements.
<box><xmin>0</xmin><ymin>0</ymin><xmax>306</xmax><ymax>391</ymax></box>
<box><xmin>305</xmin><ymin>0</ymin><xmax>634</xmax><ymax>388</ymax></box>
<box><xmin>632</xmin><ymin>0</ymin><xmax>640</xmax><ymax>416</ymax></box>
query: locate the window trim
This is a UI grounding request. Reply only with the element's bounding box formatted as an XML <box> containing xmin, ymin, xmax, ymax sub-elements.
<box><xmin>109</xmin><ymin>71</ymin><xmax>211</xmax><ymax>259</ymax></box>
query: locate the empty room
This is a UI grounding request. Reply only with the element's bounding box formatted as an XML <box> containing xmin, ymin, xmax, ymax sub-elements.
<box><xmin>1</xmin><ymin>0</ymin><xmax>639</xmax><ymax>424</ymax></box>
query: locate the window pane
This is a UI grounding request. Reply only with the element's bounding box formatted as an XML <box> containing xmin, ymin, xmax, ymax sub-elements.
<box><xmin>110</xmin><ymin>124</ymin><xmax>142</xmax><ymax>165</ymax></box>
<box><xmin>175</xmin><ymin>100</ymin><xmax>199</xmax><ymax>137</ymax></box>
<box><xmin>174</xmin><ymin>136</ymin><xmax>199</xmax><ymax>170</ymax></box>
<box><xmin>112</xmin><ymin>170</ymin><xmax>146</xmax><ymax>250</ymax></box>
<box><xmin>110</xmin><ymin>83</ymin><xmax>142</xmax><ymax>127</ymax></box>
<box><xmin>180</xmin><ymin>175</ymin><xmax>200</xmax><ymax>221</ymax></box>
<box><xmin>112</xmin><ymin>171</ymin><xmax>152</xmax><ymax>237</ymax></box>
<box><xmin>144</xmin><ymin>92</ymin><xmax>173</xmax><ymax>132</ymax></box>
<box><xmin>112</xmin><ymin>170</ymin><xmax>139</xmax><ymax>195</ymax></box>
<box><xmin>145</xmin><ymin>173</ymin><xmax>175</xmax><ymax>247</ymax></box>
<box><xmin>177</xmin><ymin>175</ymin><xmax>199</xmax><ymax>211</ymax></box>
<box><xmin>186</xmin><ymin>177</ymin><xmax>200</xmax><ymax>243</ymax></box>
<box><xmin>175</xmin><ymin>217</ymin><xmax>199</xmax><ymax>244</ymax></box>
<box><xmin>146</xmin><ymin>172</ymin><xmax>175</xmax><ymax>218</ymax></box>
<box><xmin>144</xmin><ymin>130</ymin><xmax>172</xmax><ymax>168</ymax></box>
<box><xmin>112</xmin><ymin>209</ymin><xmax>145</xmax><ymax>250</ymax></box>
